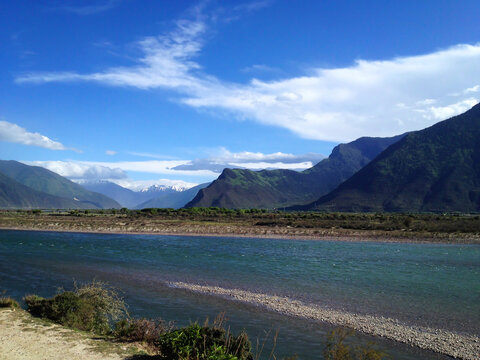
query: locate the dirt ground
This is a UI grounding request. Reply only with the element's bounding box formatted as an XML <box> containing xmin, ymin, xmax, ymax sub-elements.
<box><xmin>0</xmin><ymin>309</ymin><xmax>145</xmax><ymax>360</ymax></box>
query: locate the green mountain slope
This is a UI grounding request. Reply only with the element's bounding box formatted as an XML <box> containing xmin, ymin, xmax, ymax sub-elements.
<box><xmin>0</xmin><ymin>161</ymin><xmax>120</xmax><ymax>209</ymax></box>
<box><xmin>0</xmin><ymin>172</ymin><xmax>90</xmax><ymax>209</ymax></box>
<box><xmin>304</xmin><ymin>103</ymin><xmax>480</xmax><ymax>212</ymax></box>
<box><xmin>136</xmin><ymin>182</ymin><xmax>211</xmax><ymax>209</ymax></box>
<box><xmin>186</xmin><ymin>135</ymin><xmax>404</xmax><ymax>209</ymax></box>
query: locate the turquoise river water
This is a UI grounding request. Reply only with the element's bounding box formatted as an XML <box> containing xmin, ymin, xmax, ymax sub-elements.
<box><xmin>0</xmin><ymin>230</ymin><xmax>479</xmax><ymax>359</ymax></box>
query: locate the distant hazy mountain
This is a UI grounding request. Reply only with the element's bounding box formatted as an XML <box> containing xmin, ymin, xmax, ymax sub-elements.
<box><xmin>136</xmin><ymin>182</ymin><xmax>210</xmax><ymax>209</ymax></box>
<box><xmin>80</xmin><ymin>181</ymin><xmax>208</xmax><ymax>209</ymax></box>
<box><xmin>0</xmin><ymin>171</ymin><xmax>100</xmax><ymax>209</ymax></box>
<box><xmin>0</xmin><ymin>161</ymin><xmax>120</xmax><ymax>209</ymax></box>
<box><xmin>186</xmin><ymin>134</ymin><xmax>405</xmax><ymax>209</ymax></box>
<box><xmin>301</xmin><ymin>103</ymin><xmax>480</xmax><ymax>212</ymax></box>
<box><xmin>80</xmin><ymin>180</ymin><xmax>141</xmax><ymax>208</ymax></box>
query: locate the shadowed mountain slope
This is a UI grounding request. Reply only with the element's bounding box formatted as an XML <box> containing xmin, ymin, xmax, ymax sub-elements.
<box><xmin>186</xmin><ymin>135</ymin><xmax>404</xmax><ymax>209</ymax></box>
<box><xmin>0</xmin><ymin>161</ymin><xmax>120</xmax><ymax>209</ymax></box>
<box><xmin>300</xmin><ymin>103</ymin><xmax>480</xmax><ymax>212</ymax></box>
<box><xmin>0</xmin><ymin>172</ymin><xmax>94</xmax><ymax>209</ymax></box>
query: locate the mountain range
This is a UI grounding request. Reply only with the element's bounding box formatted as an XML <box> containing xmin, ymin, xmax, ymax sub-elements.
<box><xmin>1</xmin><ymin>103</ymin><xmax>479</xmax><ymax>212</ymax></box>
<box><xmin>186</xmin><ymin>134</ymin><xmax>405</xmax><ymax>209</ymax></box>
<box><xmin>298</xmin><ymin>102</ymin><xmax>480</xmax><ymax>212</ymax></box>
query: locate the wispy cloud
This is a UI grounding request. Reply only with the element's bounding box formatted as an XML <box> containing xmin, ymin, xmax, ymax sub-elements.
<box><xmin>233</xmin><ymin>0</ymin><xmax>272</xmax><ymax>13</ymax></box>
<box><xmin>0</xmin><ymin>120</ymin><xmax>76</xmax><ymax>151</ymax></box>
<box><xmin>172</xmin><ymin>147</ymin><xmax>324</xmax><ymax>172</ymax></box>
<box><xmin>27</xmin><ymin>147</ymin><xmax>321</xmax><ymax>186</ymax></box>
<box><xmin>29</xmin><ymin>160</ymin><xmax>217</xmax><ymax>179</ymax></box>
<box><xmin>127</xmin><ymin>151</ymin><xmax>179</xmax><ymax>160</ymax></box>
<box><xmin>15</xmin><ymin>7</ymin><xmax>480</xmax><ymax>142</ymax></box>
<box><xmin>241</xmin><ymin>64</ymin><xmax>281</xmax><ymax>74</ymax></box>
<box><xmin>53</xmin><ymin>0</ymin><xmax>120</xmax><ymax>15</ymax></box>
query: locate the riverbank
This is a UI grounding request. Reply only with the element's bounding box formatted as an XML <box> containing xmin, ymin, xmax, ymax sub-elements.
<box><xmin>169</xmin><ymin>282</ymin><xmax>480</xmax><ymax>360</ymax></box>
<box><xmin>1</xmin><ymin>211</ymin><xmax>479</xmax><ymax>244</ymax></box>
<box><xmin>0</xmin><ymin>309</ymin><xmax>145</xmax><ymax>360</ymax></box>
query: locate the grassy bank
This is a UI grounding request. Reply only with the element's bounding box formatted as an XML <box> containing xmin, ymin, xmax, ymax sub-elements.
<box><xmin>1</xmin><ymin>209</ymin><xmax>480</xmax><ymax>243</ymax></box>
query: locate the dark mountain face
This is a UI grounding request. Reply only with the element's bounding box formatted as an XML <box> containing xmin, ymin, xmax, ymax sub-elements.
<box><xmin>186</xmin><ymin>134</ymin><xmax>404</xmax><ymax>209</ymax></box>
<box><xmin>304</xmin><ymin>103</ymin><xmax>480</xmax><ymax>212</ymax></box>
<box><xmin>0</xmin><ymin>161</ymin><xmax>120</xmax><ymax>209</ymax></box>
<box><xmin>0</xmin><ymin>172</ymin><xmax>95</xmax><ymax>209</ymax></box>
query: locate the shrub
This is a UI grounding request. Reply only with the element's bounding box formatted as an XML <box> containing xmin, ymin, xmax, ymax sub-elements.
<box><xmin>114</xmin><ymin>318</ymin><xmax>174</xmax><ymax>344</ymax></box>
<box><xmin>157</xmin><ymin>323</ymin><xmax>253</xmax><ymax>360</ymax></box>
<box><xmin>0</xmin><ymin>296</ymin><xmax>20</xmax><ymax>309</ymax></box>
<box><xmin>24</xmin><ymin>280</ymin><xmax>127</xmax><ymax>334</ymax></box>
<box><xmin>323</xmin><ymin>328</ymin><xmax>389</xmax><ymax>360</ymax></box>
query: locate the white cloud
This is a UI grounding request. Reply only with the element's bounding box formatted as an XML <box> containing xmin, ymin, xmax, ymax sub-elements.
<box><xmin>464</xmin><ymin>85</ymin><xmax>480</xmax><ymax>93</ymax></box>
<box><xmin>425</xmin><ymin>98</ymin><xmax>478</xmax><ymax>120</ymax></box>
<box><xmin>15</xmin><ymin>12</ymin><xmax>480</xmax><ymax>142</ymax></box>
<box><xmin>105</xmin><ymin>150</ymin><xmax>117</xmax><ymax>155</ymax></box>
<box><xmin>88</xmin><ymin>160</ymin><xmax>217</xmax><ymax>177</ymax></box>
<box><xmin>27</xmin><ymin>160</ymin><xmax>217</xmax><ymax>180</ymax></box>
<box><xmin>26</xmin><ymin>161</ymin><xmax>127</xmax><ymax>180</ymax></box>
<box><xmin>0</xmin><ymin>120</ymin><xmax>73</xmax><ymax>151</ymax></box>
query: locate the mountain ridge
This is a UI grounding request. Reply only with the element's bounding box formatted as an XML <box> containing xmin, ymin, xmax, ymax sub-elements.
<box><xmin>186</xmin><ymin>134</ymin><xmax>405</xmax><ymax>209</ymax></box>
<box><xmin>299</xmin><ymin>103</ymin><xmax>480</xmax><ymax>212</ymax></box>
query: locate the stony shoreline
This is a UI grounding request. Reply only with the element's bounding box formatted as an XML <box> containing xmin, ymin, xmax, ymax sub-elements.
<box><xmin>168</xmin><ymin>281</ymin><xmax>480</xmax><ymax>360</ymax></box>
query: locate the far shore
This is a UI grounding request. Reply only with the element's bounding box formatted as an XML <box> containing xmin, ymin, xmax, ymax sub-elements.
<box><xmin>2</xmin><ymin>224</ymin><xmax>480</xmax><ymax>244</ymax></box>
<box><xmin>1</xmin><ymin>210</ymin><xmax>480</xmax><ymax>244</ymax></box>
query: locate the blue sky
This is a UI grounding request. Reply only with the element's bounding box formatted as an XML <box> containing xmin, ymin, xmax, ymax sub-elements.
<box><xmin>1</xmin><ymin>0</ymin><xmax>480</xmax><ymax>189</ymax></box>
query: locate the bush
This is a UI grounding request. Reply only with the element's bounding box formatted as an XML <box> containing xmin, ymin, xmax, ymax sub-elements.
<box><xmin>0</xmin><ymin>296</ymin><xmax>20</xmax><ymax>309</ymax></box>
<box><xmin>323</xmin><ymin>328</ymin><xmax>389</xmax><ymax>360</ymax></box>
<box><xmin>157</xmin><ymin>323</ymin><xmax>253</xmax><ymax>360</ymax></box>
<box><xmin>114</xmin><ymin>318</ymin><xmax>174</xmax><ymax>344</ymax></box>
<box><xmin>24</xmin><ymin>280</ymin><xmax>127</xmax><ymax>334</ymax></box>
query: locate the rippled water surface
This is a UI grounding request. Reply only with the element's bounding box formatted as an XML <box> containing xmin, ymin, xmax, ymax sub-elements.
<box><xmin>1</xmin><ymin>230</ymin><xmax>478</xmax><ymax>359</ymax></box>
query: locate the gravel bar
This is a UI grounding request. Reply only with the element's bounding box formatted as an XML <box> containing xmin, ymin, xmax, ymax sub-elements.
<box><xmin>168</xmin><ymin>281</ymin><xmax>480</xmax><ymax>360</ymax></box>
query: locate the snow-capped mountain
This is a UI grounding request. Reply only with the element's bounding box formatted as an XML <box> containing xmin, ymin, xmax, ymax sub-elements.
<box><xmin>78</xmin><ymin>180</ymin><xmax>204</xmax><ymax>209</ymax></box>
<box><xmin>139</xmin><ymin>184</ymin><xmax>191</xmax><ymax>193</ymax></box>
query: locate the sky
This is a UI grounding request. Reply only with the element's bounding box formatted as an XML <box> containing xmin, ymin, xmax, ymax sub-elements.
<box><xmin>1</xmin><ymin>0</ymin><xmax>480</xmax><ymax>190</ymax></box>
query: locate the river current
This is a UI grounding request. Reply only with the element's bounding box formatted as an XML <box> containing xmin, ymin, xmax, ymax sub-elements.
<box><xmin>1</xmin><ymin>230</ymin><xmax>478</xmax><ymax>359</ymax></box>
